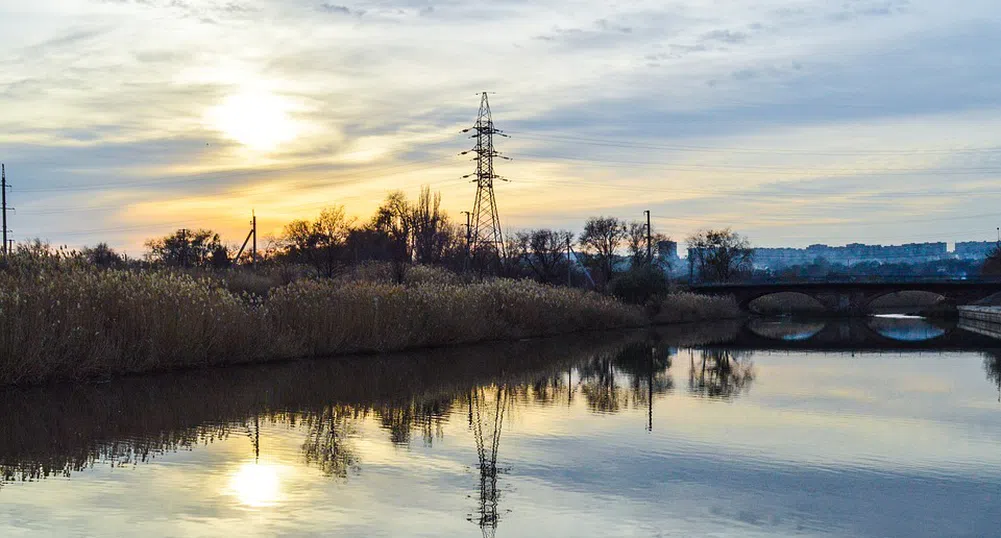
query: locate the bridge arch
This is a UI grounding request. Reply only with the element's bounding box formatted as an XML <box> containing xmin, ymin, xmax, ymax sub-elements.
<box><xmin>695</xmin><ymin>281</ymin><xmax>1001</xmax><ymax>316</ymax></box>
<box><xmin>864</xmin><ymin>290</ymin><xmax>954</xmax><ymax>315</ymax></box>
<box><xmin>744</xmin><ymin>292</ymin><xmax>826</xmax><ymax>316</ymax></box>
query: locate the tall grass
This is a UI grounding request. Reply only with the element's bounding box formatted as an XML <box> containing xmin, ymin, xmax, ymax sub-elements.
<box><xmin>0</xmin><ymin>269</ymin><xmax>646</xmax><ymax>384</ymax></box>
<box><xmin>0</xmin><ymin>251</ymin><xmax>743</xmax><ymax>384</ymax></box>
<box><xmin>0</xmin><ymin>271</ymin><xmax>268</xmax><ymax>383</ymax></box>
<box><xmin>267</xmin><ymin>278</ymin><xmax>643</xmax><ymax>355</ymax></box>
<box><xmin>652</xmin><ymin>292</ymin><xmax>741</xmax><ymax>324</ymax></box>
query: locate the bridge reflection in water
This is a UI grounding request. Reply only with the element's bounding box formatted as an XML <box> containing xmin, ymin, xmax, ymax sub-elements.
<box><xmin>730</xmin><ymin>316</ymin><xmax>1001</xmax><ymax>352</ymax></box>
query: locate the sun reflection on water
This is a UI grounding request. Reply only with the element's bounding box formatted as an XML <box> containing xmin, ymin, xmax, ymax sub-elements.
<box><xmin>227</xmin><ymin>461</ymin><xmax>284</xmax><ymax>508</ymax></box>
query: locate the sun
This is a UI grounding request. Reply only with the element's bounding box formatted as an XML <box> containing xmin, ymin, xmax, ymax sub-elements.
<box><xmin>227</xmin><ymin>462</ymin><xmax>283</xmax><ymax>508</ymax></box>
<box><xmin>210</xmin><ymin>91</ymin><xmax>299</xmax><ymax>151</ymax></box>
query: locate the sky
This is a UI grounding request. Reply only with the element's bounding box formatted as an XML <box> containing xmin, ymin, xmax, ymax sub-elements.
<box><xmin>1</xmin><ymin>0</ymin><xmax>1001</xmax><ymax>254</ymax></box>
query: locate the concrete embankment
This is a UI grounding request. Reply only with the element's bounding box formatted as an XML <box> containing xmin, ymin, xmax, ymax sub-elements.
<box><xmin>958</xmin><ymin>306</ymin><xmax>1001</xmax><ymax>339</ymax></box>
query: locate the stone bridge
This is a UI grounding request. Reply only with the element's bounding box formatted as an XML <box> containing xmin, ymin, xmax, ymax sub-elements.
<box><xmin>691</xmin><ymin>280</ymin><xmax>1001</xmax><ymax>315</ymax></box>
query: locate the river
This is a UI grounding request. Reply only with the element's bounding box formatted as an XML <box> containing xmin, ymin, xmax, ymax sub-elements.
<box><xmin>1</xmin><ymin>317</ymin><xmax>999</xmax><ymax>537</ymax></box>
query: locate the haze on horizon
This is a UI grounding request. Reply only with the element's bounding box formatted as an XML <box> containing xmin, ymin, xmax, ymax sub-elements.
<box><xmin>1</xmin><ymin>0</ymin><xmax>1000</xmax><ymax>255</ymax></box>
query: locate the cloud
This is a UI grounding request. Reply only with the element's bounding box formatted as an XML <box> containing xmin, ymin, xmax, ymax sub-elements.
<box><xmin>318</xmin><ymin>3</ymin><xmax>355</xmax><ymax>15</ymax></box>
<box><xmin>700</xmin><ymin>29</ymin><xmax>748</xmax><ymax>44</ymax></box>
<box><xmin>2</xmin><ymin>0</ymin><xmax>1001</xmax><ymax>250</ymax></box>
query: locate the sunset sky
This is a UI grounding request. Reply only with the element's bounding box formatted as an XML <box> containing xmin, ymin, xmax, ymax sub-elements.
<box><xmin>1</xmin><ymin>0</ymin><xmax>1000</xmax><ymax>254</ymax></box>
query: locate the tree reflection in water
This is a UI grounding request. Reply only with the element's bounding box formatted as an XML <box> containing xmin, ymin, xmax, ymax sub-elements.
<box><xmin>376</xmin><ymin>397</ymin><xmax>454</xmax><ymax>447</ymax></box>
<box><xmin>296</xmin><ymin>406</ymin><xmax>360</xmax><ymax>478</ymax></box>
<box><xmin>688</xmin><ymin>349</ymin><xmax>755</xmax><ymax>399</ymax></box>
<box><xmin>0</xmin><ymin>331</ymin><xmax>645</xmax><ymax>489</ymax></box>
<box><xmin>577</xmin><ymin>341</ymin><xmax>675</xmax><ymax>416</ymax></box>
<box><xmin>984</xmin><ymin>350</ymin><xmax>1001</xmax><ymax>402</ymax></box>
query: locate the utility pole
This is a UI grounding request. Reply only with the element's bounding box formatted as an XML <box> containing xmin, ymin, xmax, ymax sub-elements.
<box><xmin>181</xmin><ymin>228</ymin><xmax>189</xmax><ymax>267</ymax></box>
<box><xmin>644</xmin><ymin>210</ymin><xmax>652</xmax><ymax>267</ymax></box>
<box><xmin>235</xmin><ymin>211</ymin><xmax>258</xmax><ymax>268</ymax></box>
<box><xmin>461</xmin><ymin>210</ymin><xmax>472</xmax><ymax>251</ymax></box>
<box><xmin>566</xmin><ymin>234</ymin><xmax>572</xmax><ymax>287</ymax></box>
<box><xmin>461</xmin><ymin>92</ymin><xmax>509</xmax><ymax>260</ymax></box>
<box><xmin>1</xmin><ymin>164</ymin><xmax>9</xmax><ymax>257</ymax></box>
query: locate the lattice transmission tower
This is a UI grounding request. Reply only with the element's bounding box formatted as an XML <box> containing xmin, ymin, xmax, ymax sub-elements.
<box><xmin>461</xmin><ymin>93</ymin><xmax>509</xmax><ymax>258</ymax></box>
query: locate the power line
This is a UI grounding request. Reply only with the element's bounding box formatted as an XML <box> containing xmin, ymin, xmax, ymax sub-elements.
<box><xmin>516</xmin><ymin>176</ymin><xmax>1001</xmax><ymax>201</ymax></box>
<box><xmin>514</xmin><ymin>153</ymin><xmax>1001</xmax><ymax>176</ymax></box>
<box><xmin>508</xmin><ymin>131</ymin><xmax>1001</xmax><ymax>156</ymax></box>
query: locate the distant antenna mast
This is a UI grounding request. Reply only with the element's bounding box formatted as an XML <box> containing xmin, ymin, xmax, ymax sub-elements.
<box><xmin>461</xmin><ymin>93</ymin><xmax>509</xmax><ymax>258</ymax></box>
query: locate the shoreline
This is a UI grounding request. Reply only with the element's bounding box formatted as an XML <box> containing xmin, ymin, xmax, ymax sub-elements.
<box><xmin>0</xmin><ymin>269</ymin><xmax>742</xmax><ymax>386</ymax></box>
<box><xmin>0</xmin><ymin>317</ymin><xmax>750</xmax><ymax>388</ymax></box>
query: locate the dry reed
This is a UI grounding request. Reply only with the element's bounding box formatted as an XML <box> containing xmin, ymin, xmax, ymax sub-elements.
<box><xmin>0</xmin><ymin>270</ymin><xmax>645</xmax><ymax>384</ymax></box>
<box><xmin>0</xmin><ymin>261</ymin><xmax>739</xmax><ymax>384</ymax></box>
<box><xmin>653</xmin><ymin>292</ymin><xmax>742</xmax><ymax>324</ymax></box>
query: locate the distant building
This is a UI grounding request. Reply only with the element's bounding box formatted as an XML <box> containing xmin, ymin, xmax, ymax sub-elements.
<box><xmin>658</xmin><ymin>240</ymin><xmax>678</xmax><ymax>259</ymax></box>
<box><xmin>955</xmin><ymin>241</ymin><xmax>998</xmax><ymax>260</ymax></box>
<box><xmin>752</xmin><ymin>241</ymin><xmax>964</xmax><ymax>270</ymax></box>
<box><xmin>657</xmin><ymin>240</ymin><xmax>685</xmax><ymax>275</ymax></box>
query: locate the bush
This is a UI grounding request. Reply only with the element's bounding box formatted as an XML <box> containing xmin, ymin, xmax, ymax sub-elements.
<box><xmin>608</xmin><ymin>268</ymin><xmax>669</xmax><ymax>305</ymax></box>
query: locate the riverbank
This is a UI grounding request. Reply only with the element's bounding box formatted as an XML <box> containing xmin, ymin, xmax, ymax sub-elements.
<box><xmin>0</xmin><ymin>269</ymin><xmax>739</xmax><ymax>385</ymax></box>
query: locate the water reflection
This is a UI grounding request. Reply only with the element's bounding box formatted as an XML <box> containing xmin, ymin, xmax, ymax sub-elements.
<box><xmin>688</xmin><ymin>349</ymin><xmax>755</xmax><ymax>399</ymax></box>
<box><xmin>984</xmin><ymin>350</ymin><xmax>1001</xmax><ymax>402</ymax></box>
<box><xmin>576</xmin><ymin>341</ymin><xmax>675</xmax><ymax>417</ymax></box>
<box><xmin>298</xmin><ymin>406</ymin><xmax>359</xmax><ymax>478</ymax></box>
<box><xmin>732</xmin><ymin>317</ymin><xmax>1001</xmax><ymax>352</ymax></box>
<box><xmin>228</xmin><ymin>461</ymin><xmax>284</xmax><ymax>508</ymax></box>
<box><xmin>2</xmin><ymin>320</ymin><xmax>1001</xmax><ymax>537</ymax></box>
<box><xmin>868</xmin><ymin>315</ymin><xmax>949</xmax><ymax>341</ymax></box>
<box><xmin>468</xmin><ymin>386</ymin><xmax>509</xmax><ymax>537</ymax></box>
<box><xmin>746</xmin><ymin>319</ymin><xmax>825</xmax><ymax>341</ymax></box>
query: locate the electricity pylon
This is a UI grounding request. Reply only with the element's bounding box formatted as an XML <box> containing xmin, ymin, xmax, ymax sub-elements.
<box><xmin>461</xmin><ymin>93</ymin><xmax>509</xmax><ymax>258</ymax></box>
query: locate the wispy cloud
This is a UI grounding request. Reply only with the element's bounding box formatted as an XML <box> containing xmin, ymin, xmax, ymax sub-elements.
<box><xmin>1</xmin><ymin>0</ymin><xmax>1000</xmax><ymax>251</ymax></box>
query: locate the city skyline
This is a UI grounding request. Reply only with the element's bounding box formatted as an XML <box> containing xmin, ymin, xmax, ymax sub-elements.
<box><xmin>2</xmin><ymin>0</ymin><xmax>1001</xmax><ymax>254</ymax></box>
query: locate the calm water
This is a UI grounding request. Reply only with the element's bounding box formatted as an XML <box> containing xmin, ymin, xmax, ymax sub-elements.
<box><xmin>1</xmin><ymin>318</ymin><xmax>1000</xmax><ymax>537</ymax></box>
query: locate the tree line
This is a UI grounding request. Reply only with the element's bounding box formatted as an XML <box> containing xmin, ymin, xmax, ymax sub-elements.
<box><xmin>21</xmin><ymin>187</ymin><xmax>763</xmax><ymax>297</ymax></box>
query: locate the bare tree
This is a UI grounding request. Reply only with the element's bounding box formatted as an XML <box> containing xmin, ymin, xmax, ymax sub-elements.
<box><xmin>410</xmin><ymin>186</ymin><xmax>456</xmax><ymax>265</ymax></box>
<box><xmin>983</xmin><ymin>246</ymin><xmax>1001</xmax><ymax>276</ymax></box>
<box><xmin>686</xmin><ymin>228</ymin><xmax>753</xmax><ymax>283</ymax></box>
<box><xmin>371</xmin><ymin>190</ymin><xmax>411</xmax><ymax>259</ymax></box>
<box><xmin>512</xmin><ymin>229</ymin><xmax>574</xmax><ymax>284</ymax></box>
<box><xmin>626</xmin><ymin>221</ymin><xmax>671</xmax><ymax>269</ymax></box>
<box><xmin>579</xmin><ymin>216</ymin><xmax>627</xmax><ymax>286</ymax></box>
<box><xmin>280</xmin><ymin>206</ymin><xmax>354</xmax><ymax>277</ymax></box>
